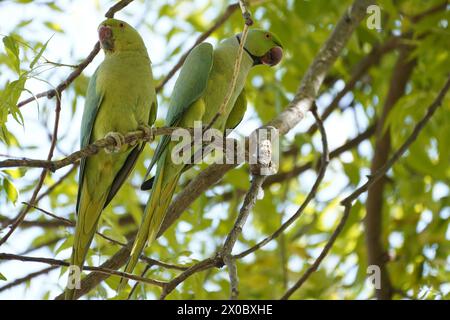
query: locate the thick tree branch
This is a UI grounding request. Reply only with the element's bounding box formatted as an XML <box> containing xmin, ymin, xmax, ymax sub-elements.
<box><xmin>365</xmin><ymin>38</ymin><xmax>417</xmax><ymax>300</ymax></box>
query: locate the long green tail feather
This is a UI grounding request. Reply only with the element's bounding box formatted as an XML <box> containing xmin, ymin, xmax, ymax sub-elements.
<box><xmin>65</xmin><ymin>184</ymin><xmax>105</xmax><ymax>300</ymax></box>
<box><xmin>118</xmin><ymin>159</ymin><xmax>181</xmax><ymax>293</ymax></box>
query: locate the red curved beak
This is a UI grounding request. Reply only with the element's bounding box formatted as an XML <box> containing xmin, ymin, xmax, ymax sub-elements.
<box><xmin>98</xmin><ymin>25</ymin><xmax>112</xmax><ymax>43</ymax></box>
<box><xmin>261</xmin><ymin>46</ymin><xmax>283</xmax><ymax>66</ymax></box>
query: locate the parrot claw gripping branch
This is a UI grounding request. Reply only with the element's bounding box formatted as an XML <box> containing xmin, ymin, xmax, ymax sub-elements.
<box><xmin>104</xmin><ymin>132</ymin><xmax>126</xmax><ymax>153</ymax></box>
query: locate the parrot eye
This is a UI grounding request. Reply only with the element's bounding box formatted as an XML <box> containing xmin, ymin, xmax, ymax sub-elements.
<box><xmin>265</xmin><ymin>33</ymin><xmax>271</xmax><ymax>39</ymax></box>
<box><xmin>119</xmin><ymin>23</ymin><xmax>124</xmax><ymax>28</ymax></box>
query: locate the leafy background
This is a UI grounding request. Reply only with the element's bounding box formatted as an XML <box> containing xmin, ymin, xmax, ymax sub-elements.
<box><xmin>0</xmin><ymin>0</ymin><xmax>449</xmax><ymax>299</ymax></box>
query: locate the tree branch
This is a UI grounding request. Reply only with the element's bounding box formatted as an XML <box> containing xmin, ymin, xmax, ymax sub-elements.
<box><xmin>104</xmin><ymin>0</ymin><xmax>135</xmax><ymax>18</ymax></box>
<box><xmin>0</xmin><ymin>252</ymin><xmax>166</xmax><ymax>288</ymax></box>
<box><xmin>222</xmin><ymin>175</ymin><xmax>265</xmax><ymax>299</ymax></box>
<box><xmin>365</xmin><ymin>37</ymin><xmax>417</xmax><ymax>300</ymax></box>
<box><xmin>0</xmin><ymin>127</ymin><xmax>184</xmax><ymax>170</ymax></box>
<box><xmin>0</xmin><ymin>266</ymin><xmax>57</xmax><ymax>293</ymax></box>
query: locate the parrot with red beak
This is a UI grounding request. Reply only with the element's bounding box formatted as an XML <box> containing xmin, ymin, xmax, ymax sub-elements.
<box><xmin>65</xmin><ymin>18</ymin><xmax>156</xmax><ymax>299</ymax></box>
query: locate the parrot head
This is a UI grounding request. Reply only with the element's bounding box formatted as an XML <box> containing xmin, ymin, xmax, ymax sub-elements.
<box><xmin>237</xmin><ymin>29</ymin><xmax>283</xmax><ymax>67</ymax></box>
<box><xmin>97</xmin><ymin>18</ymin><xmax>146</xmax><ymax>54</ymax></box>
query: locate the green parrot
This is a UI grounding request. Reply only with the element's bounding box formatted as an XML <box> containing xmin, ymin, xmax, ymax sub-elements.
<box><xmin>65</xmin><ymin>18</ymin><xmax>157</xmax><ymax>300</ymax></box>
<box><xmin>120</xmin><ymin>29</ymin><xmax>282</xmax><ymax>288</ymax></box>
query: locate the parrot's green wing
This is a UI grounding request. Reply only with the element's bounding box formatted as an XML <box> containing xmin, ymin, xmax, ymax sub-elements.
<box><xmin>225</xmin><ymin>88</ymin><xmax>247</xmax><ymax>130</ymax></box>
<box><xmin>77</xmin><ymin>72</ymin><xmax>157</xmax><ymax>209</ymax></box>
<box><xmin>105</xmin><ymin>100</ymin><xmax>157</xmax><ymax>205</ymax></box>
<box><xmin>76</xmin><ymin>68</ymin><xmax>103</xmax><ymax>213</ymax></box>
<box><xmin>141</xmin><ymin>42</ymin><xmax>213</xmax><ymax>190</ymax></box>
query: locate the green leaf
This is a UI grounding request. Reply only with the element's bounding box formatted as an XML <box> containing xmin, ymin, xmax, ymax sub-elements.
<box><xmin>30</xmin><ymin>37</ymin><xmax>51</xmax><ymax>69</ymax></box>
<box><xmin>2</xmin><ymin>36</ymin><xmax>20</xmax><ymax>74</ymax></box>
<box><xmin>0</xmin><ymin>76</ymin><xmax>26</xmax><ymax>128</ymax></box>
<box><xmin>17</xmin><ymin>19</ymin><xmax>33</xmax><ymax>28</ymax></box>
<box><xmin>46</xmin><ymin>2</ymin><xmax>64</xmax><ymax>12</ymax></box>
<box><xmin>3</xmin><ymin>178</ymin><xmax>18</xmax><ymax>204</ymax></box>
<box><xmin>0</xmin><ymin>272</ymin><xmax>7</xmax><ymax>281</ymax></box>
<box><xmin>44</xmin><ymin>22</ymin><xmax>63</xmax><ymax>33</ymax></box>
<box><xmin>55</xmin><ymin>236</ymin><xmax>73</xmax><ymax>255</ymax></box>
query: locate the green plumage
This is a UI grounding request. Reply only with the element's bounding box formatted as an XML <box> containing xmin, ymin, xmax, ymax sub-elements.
<box><xmin>121</xmin><ymin>30</ymin><xmax>283</xmax><ymax>291</ymax></box>
<box><xmin>65</xmin><ymin>18</ymin><xmax>156</xmax><ymax>300</ymax></box>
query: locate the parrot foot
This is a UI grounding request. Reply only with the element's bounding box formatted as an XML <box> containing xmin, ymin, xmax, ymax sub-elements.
<box><xmin>138</xmin><ymin>124</ymin><xmax>154</xmax><ymax>142</ymax></box>
<box><xmin>104</xmin><ymin>131</ymin><xmax>125</xmax><ymax>153</ymax></box>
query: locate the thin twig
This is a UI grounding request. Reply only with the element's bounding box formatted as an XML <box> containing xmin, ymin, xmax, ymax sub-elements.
<box><xmin>0</xmin><ymin>266</ymin><xmax>57</xmax><ymax>293</ymax></box>
<box><xmin>223</xmin><ymin>175</ymin><xmax>265</xmax><ymax>299</ymax></box>
<box><xmin>23</xmin><ymin>203</ymin><xmax>187</xmax><ymax>271</ymax></box>
<box><xmin>127</xmin><ymin>265</ymin><xmax>151</xmax><ymax>300</ymax></box>
<box><xmin>104</xmin><ymin>0</ymin><xmax>134</xmax><ymax>18</ymax></box>
<box><xmin>17</xmin><ymin>44</ymin><xmax>100</xmax><ymax>109</ymax></box>
<box><xmin>238</xmin><ymin>0</ymin><xmax>254</xmax><ymax>25</ymax></box>
<box><xmin>0</xmin><ymin>253</ymin><xmax>166</xmax><ymax>287</ymax></box>
<box><xmin>280</xmin><ymin>204</ymin><xmax>352</xmax><ymax>300</ymax></box>
<box><xmin>160</xmin><ymin>257</ymin><xmax>221</xmax><ymax>299</ymax></box>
